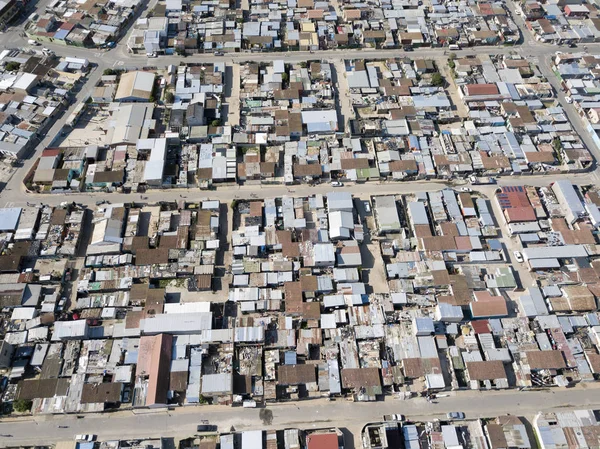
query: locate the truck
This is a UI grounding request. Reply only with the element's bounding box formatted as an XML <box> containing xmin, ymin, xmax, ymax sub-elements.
<box><xmin>469</xmin><ymin>176</ymin><xmax>496</xmax><ymax>185</ymax></box>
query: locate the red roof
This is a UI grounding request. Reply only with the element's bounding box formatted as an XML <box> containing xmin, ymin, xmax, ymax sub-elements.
<box><xmin>41</xmin><ymin>148</ymin><xmax>61</xmax><ymax>157</ymax></box>
<box><xmin>496</xmin><ymin>186</ymin><xmax>536</xmax><ymax>222</ymax></box>
<box><xmin>471</xmin><ymin>319</ymin><xmax>491</xmax><ymax>334</ymax></box>
<box><xmin>465</xmin><ymin>83</ymin><xmax>499</xmax><ymax>96</ymax></box>
<box><xmin>137</xmin><ymin>334</ymin><xmax>172</xmax><ymax>406</ymax></box>
<box><xmin>307</xmin><ymin>433</ymin><xmax>339</xmax><ymax>449</ymax></box>
<box><xmin>471</xmin><ymin>293</ymin><xmax>508</xmax><ymax>318</ymax></box>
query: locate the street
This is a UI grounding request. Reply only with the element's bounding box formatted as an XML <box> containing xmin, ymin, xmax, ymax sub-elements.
<box><xmin>2</xmin><ymin>385</ymin><xmax>600</xmax><ymax>446</ymax></box>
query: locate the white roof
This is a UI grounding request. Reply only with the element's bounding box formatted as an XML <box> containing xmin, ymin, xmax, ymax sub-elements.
<box><xmin>52</xmin><ymin>320</ymin><xmax>88</xmax><ymax>340</ymax></box>
<box><xmin>143</xmin><ymin>160</ymin><xmax>164</xmax><ymax>182</ymax></box>
<box><xmin>13</xmin><ymin>73</ymin><xmax>37</xmax><ymax>91</ymax></box>
<box><xmin>11</xmin><ymin>308</ymin><xmax>37</xmax><ymax>320</ymax></box>
<box><xmin>301</xmin><ymin>109</ymin><xmax>337</xmax><ymax>124</ymax></box>
<box><xmin>141</xmin><ymin>312</ymin><xmax>213</xmax><ymax>334</ymax></box>
<box><xmin>242</xmin><ymin>431</ymin><xmax>263</xmax><ymax>449</ymax></box>
<box><xmin>163</xmin><ymin>302</ymin><xmax>211</xmax><ymax>314</ymax></box>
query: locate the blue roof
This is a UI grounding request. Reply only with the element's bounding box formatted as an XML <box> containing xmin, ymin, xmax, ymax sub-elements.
<box><xmin>0</xmin><ymin>207</ymin><xmax>21</xmax><ymax>231</ymax></box>
<box><xmin>284</xmin><ymin>351</ymin><xmax>297</xmax><ymax>365</ymax></box>
<box><xmin>54</xmin><ymin>29</ymin><xmax>71</xmax><ymax>40</ymax></box>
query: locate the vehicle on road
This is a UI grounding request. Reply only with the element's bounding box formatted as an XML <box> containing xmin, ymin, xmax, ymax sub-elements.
<box><xmin>197</xmin><ymin>424</ymin><xmax>218</xmax><ymax>432</ymax></box>
<box><xmin>214</xmin><ymin>51</ymin><xmax>224</xmax><ymax>56</ymax></box>
<box><xmin>28</xmin><ymin>39</ymin><xmax>40</xmax><ymax>46</ymax></box>
<box><xmin>460</xmin><ymin>187</ymin><xmax>472</xmax><ymax>192</ymax></box>
<box><xmin>568</xmin><ymin>43</ymin><xmax>578</xmax><ymax>48</ymax></box>
<box><xmin>469</xmin><ymin>176</ymin><xmax>496</xmax><ymax>185</ymax></box>
<box><xmin>446</xmin><ymin>412</ymin><xmax>465</xmax><ymax>420</ymax></box>
<box><xmin>383</xmin><ymin>414</ymin><xmax>405</xmax><ymax>422</ymax></box>
<box><xmin>565</xmin><ymin>96</ymin><xmax>573</xmax><ymax>104</ymax></box>
<box><xmin>331</xmin><ymin>181</ymin><xmax>343</xmax><ymax>187</ymax></box>
<box><xmin>513</xmin><ymin>251</ymin><xmax>524</xmax><ymax>263</ymax></box>
<box><xmin>75</xmin><ymin>435</ymin><xmax>96</xmax><ymax>442</ymax></box>
<box><xmin>146</xmin><ymin>52</ymin><xmax>157</xmax><ymax>58</ymax></box>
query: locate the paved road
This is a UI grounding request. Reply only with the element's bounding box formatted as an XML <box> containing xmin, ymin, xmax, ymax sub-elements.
<box><xmin>1</xmin><ymin>171</ymin><xmax>598</xmax><ymax>209</ymax></box>
<box><xmin>2</xmin><ymin>385</ymin><xmax>600</xmax><ymax>445</ymax></box>
<box><xmin>3</xmin><ymin>167</ymin><xmax>598</xmax><ymax>209</ymax></box>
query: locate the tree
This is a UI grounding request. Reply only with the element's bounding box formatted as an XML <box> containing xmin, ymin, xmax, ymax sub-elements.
<box><xmin>281</xmin><ymin>72</ymin><xmax>289</xmax><ymax>82</ymax></box>
<box><xmin>431</xmin><ymin>72</ymin><xmax>444</xmax><ymax>87</ymax></box>
<box><xmin>5</xmin><ymin>61</ymin><xmax>20</xmax><ymax>72</ymax></box>
<box><xmin>165</xmin><ymin>92</ymin><xmax>174</xmax><ymax>103</ymax></box>
<box><xmin>13</xmin><ymin>399</ymin><xmax>32</xmax><ymax>413</ymax></box>
<box><xmin>299</xmin><ymin>61</ymin><xmax>307</xmax><ymax>68</ymax></box>
<box><xmin>211</xmin><ymin>119</ymin><xmax>221</xmax><ymax>127</ymax></box>
<box><xmin>448</xmin><ymin>52</ymin><xmax>457</xmax><ymax>61</ymax></box>
<box><xmin>103</xmin><ymin>68</ymin><xmax>116</xmax><ymax>76</ymax></box>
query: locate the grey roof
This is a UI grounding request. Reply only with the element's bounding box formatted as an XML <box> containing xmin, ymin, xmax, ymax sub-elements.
<box><xmin>201</xmin><ymin>373</ymin><xmax>232</xmax><ymax>394</ymax></box>
<box><xmin>552</xmin><ymin>180</ymin><xmax>585</xmax><ymax>218</ymax></box>
<box><xmin>327</xmin><ymin>191</ymin><xmax>354</xmax><ymax>211</ymax></box>
<box><xmin>347</xmin><ymin>70</ymin><xmax>370</xmax><ymax>89</ymax></box>
<box><xmin>408</xmin><ymin>201</ymin><xmax>429</xmax><ymax>226</ymax></box>
<box><xmin>374</xmin><ymin>196</ymin><xmax>401</xmax><ymax>233</ymax></box>
<box><xmin>523</xmin><ymin>245</ymin><xmax>588</xmax><ymax>260</ymax></box>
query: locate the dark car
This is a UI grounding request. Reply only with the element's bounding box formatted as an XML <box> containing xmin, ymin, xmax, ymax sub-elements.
<box><xmin>568</xmin><ymin>43</ymin><xmax>578</xmax><ymax>48</ymax></box>
<box><xmin>197</xmin><ymin>424</ymin><xmax>218</xmax><ymax>432</ymax></box>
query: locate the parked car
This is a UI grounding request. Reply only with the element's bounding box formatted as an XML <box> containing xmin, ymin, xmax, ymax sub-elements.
<box><xmin>446</xmin><ymin>412</ymin><xmax>465</xmax><ymax>420</ymax></box>
<box><xmin>513</xmin><ymin>251</ymin><xmax>524</xmax><ymax>263</ymax></box>
<box><xmin>460</xmin><ymin>187</ymin><xmax>472</xmax><ymax>192</ymax></box>
<box><xmin>197</xmin><ymin>424</ymin><xmax>218</xmax><ymax>432</ymax></box>
<box><xmin>384</xmin><ymin>414</ymin><xmax>406</xmax><ymax>421</ymax></box>
<box><xmin>568</xmin><ymin>43</ymin><xmax>578</xmax><ymax>48</ymax></box>
<box><xmin>331</xmin><ymin>181</ymin><xmax>343</xmax><ymax>187</ymax></box>
<box><xmin>214</xmin><ymin>51</ymin><xmax>224</xmax><ymax>56</ymax></box>
<box><xmin>28</xmin><ymin>39</ymin><xmax>40</xmax><ymax>46</ymax></box>
<box><xmin>565</xmin><ymin>96</ymin><xmax>573</xmax><ymax>104</ymax></box>
<box><xmin>75</xmin><ymin>435</ymin><xmax>96</xmax><ymax>442</ymax></box>
<box><xmin>146</xmin><ymin>52</ymin><xmax>157</xmax><ymax>58</ymax></box>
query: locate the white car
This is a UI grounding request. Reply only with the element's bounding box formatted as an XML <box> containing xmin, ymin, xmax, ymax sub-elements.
<box><xmin>331</xmin><ymin>181</ymin><xmax>343</xmax><ymax>187</ymax></box>
<box><xmin>146</xmin><ymin>52</ymin><xmax>157</xmax><ymax>58</ymax></box>
<box><xmin>565</xmin><ymin>96</ymin><xmax>573</xmax><ymax>104</ymax></box>
<box><xmin>513</xmin><ymin>251</ymin><xmax>524</xmax><ymax>263</ymax></box>
<box><xmin>75</xmin><ymin>435</ymin><xmax>96</xmax><ymax>442</ymax></box>
<box><xmin>460</xmin><ymin>187</ymin><xmax>472</xmax><ymax>192</ymax></box>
